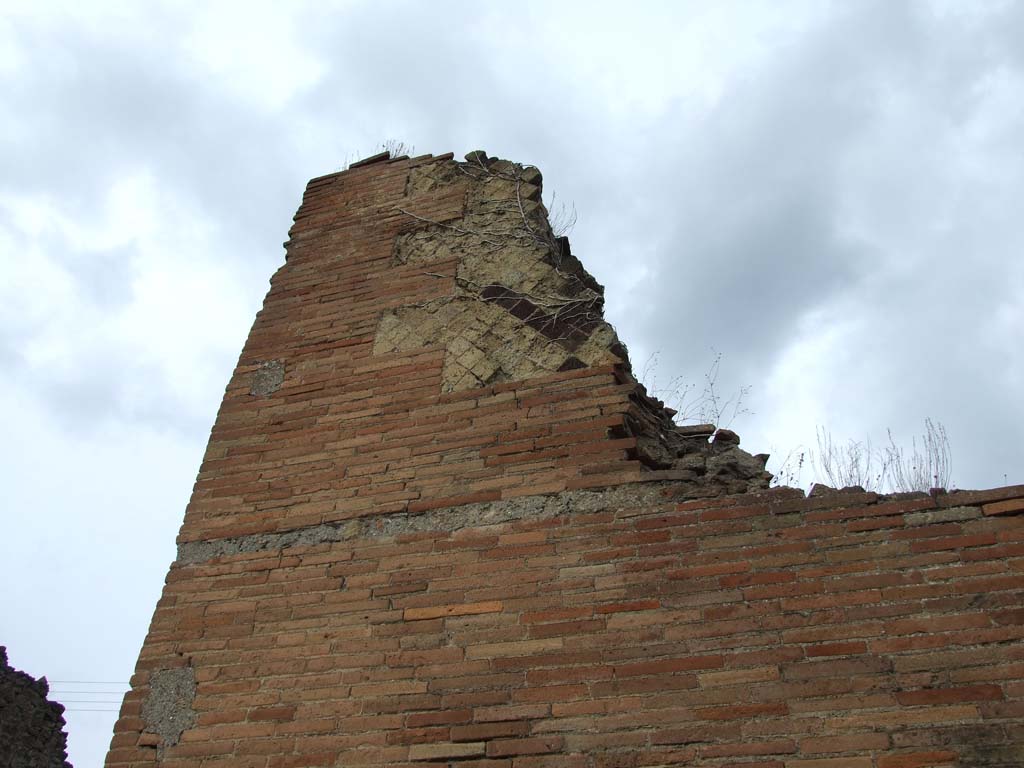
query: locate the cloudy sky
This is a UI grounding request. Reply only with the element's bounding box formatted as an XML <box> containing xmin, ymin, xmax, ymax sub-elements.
<box><xmin>2</xmin><ymin>1</ymin><xmax>1022</xmax><ymax>764</ymax></box>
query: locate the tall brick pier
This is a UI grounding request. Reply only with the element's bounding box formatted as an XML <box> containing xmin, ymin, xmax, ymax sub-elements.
<box><xmin>105</xmin><ymin>151</ymin><xmax>1024</xmax><ymax>768</ymax></box>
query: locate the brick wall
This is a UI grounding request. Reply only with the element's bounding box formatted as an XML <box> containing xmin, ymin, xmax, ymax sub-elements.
<box><xmin>105</xmin><ymin>152</ymin><xmax>1024</xmax><ymax>767</ymax></box>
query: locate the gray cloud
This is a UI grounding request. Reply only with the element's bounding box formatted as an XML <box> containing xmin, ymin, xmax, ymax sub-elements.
<box><xmin>584</xmin><ymin>3</ymin><xmax>1024</xmax><ymax>490</ymax></box>
<box><xmin>2</xmin><ymin>4</ymin><xmax>1023</xmax><ymax>765</ymax></box>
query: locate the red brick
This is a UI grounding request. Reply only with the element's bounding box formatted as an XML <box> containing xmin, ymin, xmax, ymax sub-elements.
<box><xmin>805</xmin><ymin>641</ymin><xmax>867</xmax><ymax>657</ymax></box>
<box><xmin>512</xmin><ymin>684</ymin><xmax>587</xmax><ymax>703</ymax></box>
<box><xmin>696</xmin><ymin>703</ymin><xmax>788</xmax><ymax>720</ymax></box>
<box><xmin>450</xmin><ymin>721</ymin><xmax>529</xmax><ymax>741</ymax></box>
<box><xmin>876</xmin><ymin>751</ymin><xmax>959</xmax><ymax>768</ymax></box>
<box><xmin>521</xmin><ymin>607</ymin><xmax>592</xmax><ymax>624</ymax></box>
<box><xmin>614</xmin><ymin>655</ymin><xmax>724</xmax><ymax>677</ymax></box>
<box><xmin>403</xmin><ymin>601</ymin><xmax>503</xmax><ymax>621</ymax></box>
<box><xmin>909</xmin><ymin>533</ymin><xmax>998</xmax><ymax>552</ymax></box>
<box><xmin>799</xmin><ymin>733</ymin><xmax>890</xmax><ymax>753</ymax></box>
<box><xmin>486</xmin><ymin>736</ymin><xmax>563</xmax><ymax>757</ymax></box>
<box><xmin>702</xmin><ymin>740</ymin><xmax>797</xmax><ymax>758</ymax></box>
<box><xmin>473</xmin><ymin>704</ymin><xmax>550</xmax><ymax>722</ymax></box>
<box><xmin>594</xmin><ymin>600</ymin><xmax>661</xmax><ymax>614</ymax></box>
<box><xmin>408</xmin><ymin>742</ymin><xmax>485</xmax><ymax>761</ymax></box>
<box><xmin>405</xmin><ymin>709</ymin><xmax>472</xmax><ymax>728</ymax></box>
<box><xmin>248</xmin><ymin>706</ymin><xmax>296</xmax><ymax>722</ymax></box>
<box><xmin>983</xmin><ymin>497</ymin><xmax>1024</xmax><ymax>516</ymax></box>
<box><xmin>894</xmin><ymin>684</ymin><xmax>1003</xmax><ymax>706</ymax></box>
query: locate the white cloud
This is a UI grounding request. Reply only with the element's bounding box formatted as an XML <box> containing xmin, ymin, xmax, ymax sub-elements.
<box><xmin>182</xmin><ymin>1</ymin><xmax>326</xmax><ymax>110</ymax></box>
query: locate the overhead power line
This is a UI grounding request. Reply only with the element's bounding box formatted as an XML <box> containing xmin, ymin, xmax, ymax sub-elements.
<box><xmin>58</xmin><ymin>700</ymin><xmax>123</xmax><ymax>708</ymax></box>
<box><xmin>64</xmin><ymin>708</ymin><xmax>121</xmax><ymax>712</ymax></box>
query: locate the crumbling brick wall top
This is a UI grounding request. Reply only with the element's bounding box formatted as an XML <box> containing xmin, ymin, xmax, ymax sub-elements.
<box><xmin>176</xmin><ymin>149</ymin><xmax>769</xmax><ymax>549</ymax></box>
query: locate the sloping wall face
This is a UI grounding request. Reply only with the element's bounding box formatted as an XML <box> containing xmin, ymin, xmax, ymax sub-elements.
<box><xmin>106</xmin><ymin>153</ymin><xmax>1024</xmax><ymax>768</ymax></box>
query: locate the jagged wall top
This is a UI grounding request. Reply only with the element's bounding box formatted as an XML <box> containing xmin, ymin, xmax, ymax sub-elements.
<box><xmin>174</xmin><ymin>148</ymin><xmax>769</xmax><ymax>549</ymax></box>
<box><xmin>321</xmin><ymin>149</ymin><xmax>769</xmax><ymax>482</ymax></box>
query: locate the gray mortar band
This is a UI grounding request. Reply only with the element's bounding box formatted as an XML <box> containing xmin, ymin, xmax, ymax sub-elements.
<box><xmin>176</xmin><ymin>485</ymin><xmax>678</xmax><ymax>566</ymax></box>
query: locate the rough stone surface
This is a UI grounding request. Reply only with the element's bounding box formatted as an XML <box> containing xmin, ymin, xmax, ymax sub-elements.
<box><xmin>139</xmin><ymin>667</ymin><xmax>195</xmax><ymax>754</ymax></box>
<box><xmin>249</xmin><ymin>359</ymin><xmax>284</xmax><ymax>395</ymax></box>
<box><xmin>0</xmin><ymin>647</ymin><xmax>71</xmax><ymax>768</ymax></box>
<box><xmin>380</xmin><ymin>154</ymin><xmax>622</xmax><ymax>392</ymax></box>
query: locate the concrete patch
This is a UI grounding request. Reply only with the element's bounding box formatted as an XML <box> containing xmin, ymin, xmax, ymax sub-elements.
<box><xmin>250</xmin><ymin>360</ymin><xmax>285</xmax><ymax>396</ymax></box>
<box><xmin>140</xmin><ymin>666</ymin><xmax>196</xmax><ymax>752</ymax></box>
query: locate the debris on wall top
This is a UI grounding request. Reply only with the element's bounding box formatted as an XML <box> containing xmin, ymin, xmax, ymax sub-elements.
<box><xmin>378</xmin><ymin>149</ymin><xmax>771</xmax><ymax>493</ymax></box>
